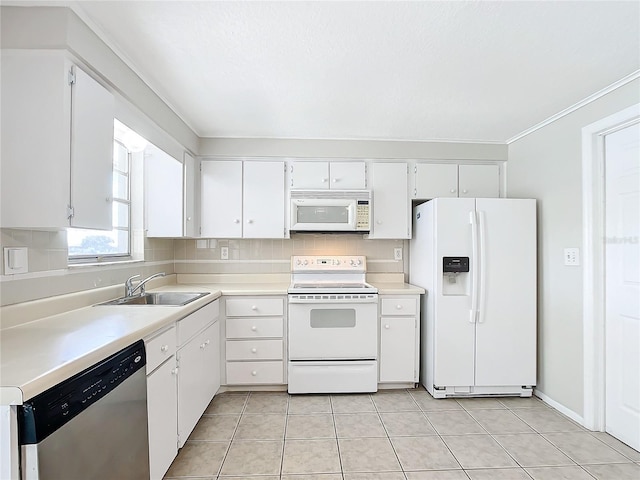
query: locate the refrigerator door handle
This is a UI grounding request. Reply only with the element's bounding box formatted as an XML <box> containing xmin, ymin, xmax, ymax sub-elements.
<box><xmin>469</xmin><ymin>210</ymin><xmax>479</xmax><ymax>323</ymax></box>
<box><xmin>478</xmin><ymin>210</ymin><xmax>487</xmax><ymax>323</ymax></box>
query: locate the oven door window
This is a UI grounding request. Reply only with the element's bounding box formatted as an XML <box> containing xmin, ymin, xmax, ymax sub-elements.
<box><xmin>310</xmin><ymin>308</ymin><xmax>356</xmax><ymax>328</ymax></box>
<box><xmin>297</xmin><ymin>206</ymin><xmax>349</xmax><ymax>224</ymax></box>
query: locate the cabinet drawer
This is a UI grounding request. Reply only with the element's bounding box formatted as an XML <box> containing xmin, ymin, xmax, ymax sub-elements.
<box><xmin>178</xmin><ymin>299</ymin><xmax>219</xmax><ymax>346</ymax></box>
<box><xmin>226</xmin><ymin>298</ymin><xmax>283</xmax><ymax>317</ymax></box>
<box><xmin>381</xmin><ymin>298</ymin><xmax>417</xmax><ymax>316</ymax></box>
<box><xmin>226</xmin><ymin>317</ymin><xmax>283</xmax><ymax>339</ymax></box>
<box><xmin>146</xmin><ymin>326</ymin><xmax>177</xmax><ymax>374</ymax></box>
<box><xmin>226</xmin><ymin>340</ymin><xmax>283</xmax><ymax>361</ymax></box>
<box><xmin>226</xmin><ymin>361</ymin><xmax>284</xmax><ymax>384</ymax></box>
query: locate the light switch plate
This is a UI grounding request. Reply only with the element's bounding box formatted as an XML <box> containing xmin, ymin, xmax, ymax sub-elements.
<box><xmin>4</xmin><ymin>247</ymin><xmax>28</xmax><ymax>275</ymax></box>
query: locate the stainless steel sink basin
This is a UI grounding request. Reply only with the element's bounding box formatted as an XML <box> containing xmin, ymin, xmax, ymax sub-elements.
<box><xmin>97</xmin><ymin>292</ymin><xmax>209</xmax><ymax>306</ymax></box>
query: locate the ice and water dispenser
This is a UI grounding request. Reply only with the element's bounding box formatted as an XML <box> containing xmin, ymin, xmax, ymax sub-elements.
<box><xmin>442</xmin><ymin>256</ymin><xmax>470</xmax><ymax>295</ymax></box>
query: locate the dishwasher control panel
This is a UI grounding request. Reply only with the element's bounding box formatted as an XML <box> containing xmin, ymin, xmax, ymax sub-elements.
<box><xmin>18</xmin><ymin>340</ymin><xmax>146</xmax><ymax>444</ymax></box>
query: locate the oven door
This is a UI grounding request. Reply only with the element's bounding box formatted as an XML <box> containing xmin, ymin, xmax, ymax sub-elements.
<box><xmin>288</xmin><ymin>301</ymin><xmax>378</xmax><ymax>360</ymax></box>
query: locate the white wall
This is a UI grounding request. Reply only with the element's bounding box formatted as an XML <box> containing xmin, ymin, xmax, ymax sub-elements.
<box><xmin>507</xmin><ymin>78</ymin><xmax>640</xmax><ymax>417</ymax></box>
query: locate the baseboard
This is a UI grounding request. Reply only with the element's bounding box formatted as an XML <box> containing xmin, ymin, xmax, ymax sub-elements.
<box><xmin>534</xmin><ymin>389</ymin><xmax>586</xmax><ymax>427</ymax></box>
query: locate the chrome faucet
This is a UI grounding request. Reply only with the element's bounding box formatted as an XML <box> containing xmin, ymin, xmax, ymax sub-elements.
<box><xmin>125</xmin><ymin>272</ymin><xmax>166</xmax><ymax>297</ymax></box>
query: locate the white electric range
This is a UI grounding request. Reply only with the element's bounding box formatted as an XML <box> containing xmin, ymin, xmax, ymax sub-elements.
<box><xmin>287</xmin><ymin>255</ymin><xmax>379</xmax><ymax>394</ymax></box>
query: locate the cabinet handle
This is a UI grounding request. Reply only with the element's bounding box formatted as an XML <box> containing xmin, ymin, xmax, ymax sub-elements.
<box><xmin>396</xmin><ymin>304</ymin><xmax>403</xmax><ymax>310</ymax></box>
<box><xmin>251</xmin><ymin>348</ymin><xmax>257</xmax><ymax>353</ymax></box>
<box><xmin>376</xmin><ymin>220</ymin><xmax>382</xmax><ymax>225</ymax></box>
<box><xmin>462</xmin><ymin>189</ymin><xmax>468</xmax><ymax>194</ymax></box>
<box><xmin>450</xmin><ymin>189</ymin><xmax>456</xmax><ymax>193</ymax></box>
<box><xmin>187</xmin><ymin>216</ymin><xmax>192</xmax><ymax>221</ymax></box>
<box><xmin>332</xmin><ymin>178</ymin><xmax>338</xmax><ymax>183</ymax></box>
<box><xmin>200</xmin><ymin>343</ymin><xmax>206</xmax><ymax>349</ymax></box>
<box><xmin>234</xmin><ymin>219</ymin><xmax>240</xmax><ymax>223</ymax></box>
<box><xmin>161</xmin><ymin>345</ymin><xmax>169</xmax><ymax>352</ymax></box>
<box><xmin>251</xmin><ymin>326</ymin><xmax>257</xmax><ymax>331</ymax></box>
<box><xmin>247</xmin><ymin>219</ymin><xmax>253</xmax><ymax>224</ymax></box>
<box><xmin>106</xmin><ymin>196</ymin><xmax>112</xmax><ymax>203</ymax></box>
<box><xmin>322</xmin><ymin>178</ymin><xmax>328</xmax><ymax>183</ymax></box>
<box><xmin>205</xmin><ymin>339</ymin><xmax>210</xmax><ymax>346</ymax></box>
<box><xmin>385</xmin><ymin>324</ymin><xmax>390</xmax><ymax>329</ymax></box>
<box><xmin>171</xmin><ymin>367</ymin><xmax>178</xmax><ymax>375</ymax></box>
<box><xmin>251</xmin><ymin>305</ymin><xmax>258</xmax><ymax>311</ymax></box>
<box><xmin>251</xmin><ymin>370</ymin><xmax>258</xmax><ymax>376</ymax></box>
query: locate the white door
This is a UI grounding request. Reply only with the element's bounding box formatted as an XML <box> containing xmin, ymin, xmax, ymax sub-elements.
<box><xmin>243</xmin><ymin>161</ymin><xmax>285</xmax><ymax>238</ymax></box>
<box><xmin>605</xmin><ymin>121</ymin><xmax>640</xmax><ymax>451</ymax></box>
<box><xmin>474</xmin><ymin>199</ymin><xmax>537</xmax><ymax>387</ymax></box>
<box><xmin>183</xmin><ymin>152</ymin><xmax>198</xmax><ymax>238</ymax></box>
<box><xmin>147</xmin><ymin>358</ymin><xmax>177</xmax><ymax>480</ymax></box>
<box><xmin>458</xmin><ymin>164</ymin><xmax>500</xmax><ymax>198</ymax></box>
<box><xmin>329</xmin><ymin>162</ymin><xmax>366</xmax><ymax>189</ymax></box>
<box><xmin>379</xmin><ymin>316</ymin><xmax>416</xmax><ymax>382</ymax></box>
<box><xmin>370</xmin><ymin>162</ymin><xmax>410</xmax><ymax>239</ymax></box>
<box><xmin>145</xmin><ymin>146</ymin><xmax>183</xmax><ymax>237</ymax></box>
<box><xmin>291</xmin><ymin>161</ymin><xmax>330</xmax><ymax>189</ymax></box>
<box><xmin>414</xmin><ymin>163</ymin><xmax>458</xmax><ymax>199</ymax></box>
<box><xmin>200</xmin><ymin>161</ymin><xmax>243</xmax><ymax>238</ymax></box>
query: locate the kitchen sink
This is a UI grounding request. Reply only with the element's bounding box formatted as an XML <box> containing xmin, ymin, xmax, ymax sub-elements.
<box><xmin>97</xmin><ymin>292</ymin><xmax>209</xmax><ymax>306</ymax></box>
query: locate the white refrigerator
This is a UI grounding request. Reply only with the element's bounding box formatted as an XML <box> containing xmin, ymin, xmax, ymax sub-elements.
<box><xmin>410</xmin><ymin>198</ymin><xmax>537</xmax><ymax>398</ymax></box>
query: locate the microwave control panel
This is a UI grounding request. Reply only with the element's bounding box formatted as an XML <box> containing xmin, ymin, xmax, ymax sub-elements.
<box><xmin>356</xmin><ymin>200</ymin><xmax>370</xmax><ymax>230</ymax></box>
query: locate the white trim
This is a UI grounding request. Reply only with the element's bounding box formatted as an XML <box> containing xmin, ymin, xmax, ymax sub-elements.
<box><xmin>534</xmin><ymin>389</ymin><xmax>585</xmax><ymax>427</ymax></box>
<box><xmin>508</xmin><ymin>70</ymin><xmax>640</xmax><ymax>144</ymax></box>
<box><xmin>582</xmin><ymin>104</ymin><xmax>640</xmax><ymax>432</ymax></box>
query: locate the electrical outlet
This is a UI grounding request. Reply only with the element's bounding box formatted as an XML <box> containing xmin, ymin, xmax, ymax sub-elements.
<box><xmin>220</xmin><ymin>246</ymin><xmax>229</xmax><ymax>260</ymax></box>
<box><xmin>564</xmin><ymin>248</ymin><xmax>580</xmax><ymax>266</ymax></box>
<box><xmin>394</xmin><ymin>247</ymin><xmax>403</xmax><ymax>261</ymax></box>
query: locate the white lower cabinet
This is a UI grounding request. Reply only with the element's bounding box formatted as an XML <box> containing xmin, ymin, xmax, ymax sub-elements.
<box><xmin>145</xmin><ymin>326</ymin><xmax>178</xmax><ymax>480</ymax></box>
<box><xmin>177</xmin><ymin>301</ymin><xmax>220</xmax><ymax>447</ymax></box>
<box><xmin>224</xmin><ymin>297</ymin><xmax>285</xmax><ymax>385</ymax></box>
<box><xmin>147</xmin><ymin>357</ymin><xmax>178</xmax><ymax>480</ymax></box>
<box><xmin>379</xmin><ymin>296</ymin><xmax>420</xmax><ymax>384</ymax></box>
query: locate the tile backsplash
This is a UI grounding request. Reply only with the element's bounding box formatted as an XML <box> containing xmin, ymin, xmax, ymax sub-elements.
<box><xmin>174</xmin><ymin>234</ymin><xmax>409</xmax><ymax>276</ymax></box>
<box><xmin>1</xmin><ymin>230</ymin><xmax>409</xmax><ymax>306</ymax></box>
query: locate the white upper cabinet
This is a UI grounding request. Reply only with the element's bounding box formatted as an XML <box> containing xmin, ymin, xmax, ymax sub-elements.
<box><xmin>370</xmin><ymin>162</ymin><xmax>410</xmax><ymax>239</ymax></box>
<box><xmin>145</xmin><ymin>146</ymin><xmax>183</xmax><ymax>237</ymax></box>
<box><xmin>200</xmin><ymin>160</ymin><xmax>286</xmax><ymax>238</ymax></box>
<box><xmin>243</xmin><ymin>161</ymin><xmax>286</xmax><ymax>238</ymax></box>
<box><xmin>69</xmin><ymin>66</ymin><xmax>114</xmax><ymax>230</ymax></box>
<box><xmin>413</xmin><ymin>163</ymin><xmax>500</xmax><ymax>200</ymax></box>
<box><xmin>413</xmin><ymin>163</ymin><xmax>458</xmax><ymax>199</ymax></box>
<box><xmin>1</xmin><ymin>51</ymin><xmax>114</xmax><ymax>230</ymax></box>
<box><xmin>183</xmin><ymin>152</ymin><xmax>199</xmax><ymax>238</ymax></box>
<box><xmin>458</xmin><ymin>164</ymin><xmax>500</xmax><ymax>198</ymax></box>
<box><xmin>290</xmin><ymin>161</ymin><xmax>366</xmax><ymax>190</ymax></box>
<box><xmin>200</xmin><ymin>161</ymin><xmax>243</xmax><ymax>238</ymax></box>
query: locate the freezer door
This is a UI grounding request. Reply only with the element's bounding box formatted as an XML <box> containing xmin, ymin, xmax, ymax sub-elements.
<box><xmin>432</xmin><ymin>198</ymin><xmax>476</xmax><ymax>387</ymax></box>
<box><xmin>474</xmin><ymin>198</ymin><xmax>537</xmax><ymax>387</ymax></box>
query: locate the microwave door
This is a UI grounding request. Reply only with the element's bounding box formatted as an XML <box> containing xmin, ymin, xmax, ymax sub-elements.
<box><xmin>291</xmin><ymin>199</ymin><xmax>356</xmax><ymax>231</ymax></box>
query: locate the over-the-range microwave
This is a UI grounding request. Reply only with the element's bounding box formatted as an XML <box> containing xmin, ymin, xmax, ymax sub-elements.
<box><xmin>290</xmin><ymin>190</ymin><xmax>371</xmax><ymax>233</ymax></box>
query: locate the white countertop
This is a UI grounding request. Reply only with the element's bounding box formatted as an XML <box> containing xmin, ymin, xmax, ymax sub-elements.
<box><xmin>0</xmin><ymin>280</ymin><xmax>423</xmax><ymax>404</ymax></box>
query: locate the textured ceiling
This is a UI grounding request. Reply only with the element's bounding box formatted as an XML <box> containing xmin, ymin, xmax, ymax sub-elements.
<box><xmin>71</xmin><ymin>1</ymin><xmax>639</xmax><ymax>143</ymax></box>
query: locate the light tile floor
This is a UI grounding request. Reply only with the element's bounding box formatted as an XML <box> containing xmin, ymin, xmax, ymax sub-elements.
<box><xmin>164</xmin><ymin>387</ymin><xmax>640</xmax><ymax>480</ymax></box>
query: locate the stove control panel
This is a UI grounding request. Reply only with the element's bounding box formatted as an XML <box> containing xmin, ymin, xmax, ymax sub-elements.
<box><xmin>292</xmin><ymin>255</ymin><xmax>367</xmax><ymax>272</ymax></box>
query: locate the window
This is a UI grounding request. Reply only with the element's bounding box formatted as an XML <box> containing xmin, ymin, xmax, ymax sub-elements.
<box><xmin>68</xmin><ymin>120</ymin><xmax>143</xmax><ymax>262</ymax></box>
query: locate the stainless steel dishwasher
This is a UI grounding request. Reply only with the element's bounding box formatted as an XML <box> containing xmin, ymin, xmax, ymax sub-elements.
<box><xmin>18</xmin><ymin>340</ymin><xmax>150</xmax><ymax>480</ymax></box>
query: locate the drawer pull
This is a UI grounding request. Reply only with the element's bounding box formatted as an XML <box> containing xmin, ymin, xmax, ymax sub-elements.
<box><xmin>161</xmin><ymin>345</ymin><xmax>169</xmax><ymax>352</ymax></box>
<box><xmin>385</xmin><ymin>324</ymin><xmax>390</xmax><ymax>329</ymax></box>
<box><xmin>251</xmin><ymin>326</ymin><xmax>257</xmax><ymax>331</ymax></box>
<box><xmin>251</xmin><ymin>305</ymin><xmax>258</xmax><ymax>311</ymax></box>
<box><xmin>396</xmin><ymin>304</ymin><xmax>403</xmax><ymax>310</ymax></box>
<box><xmin>251</xmin><ymin>348</ymin><xmax>257</xmax><ymax>353</ymax></box>
<box><xmin>251</xmin><ymin>370</ymin><xmax>258</xmax><ymax>376</ymax></box>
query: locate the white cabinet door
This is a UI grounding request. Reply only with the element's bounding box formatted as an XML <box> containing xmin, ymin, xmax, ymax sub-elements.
<box><xmin>371</xmin><ymin>162</ymin><xmax>409</xmax><ymax>239</ymax></box>
<box><xmin>379</xmin><ymin>316</ymin><xmax>416</xmax><ymax>383</ymax></box>
<box><xmin>290</xmin><ymin>161</ymin><xmax>366</xmax><ymax>190</ymax></box>
<box><xmin>329</xmin><ymin>162</ymin><xmax>366</xmax><ymax>189</ymax></box>
<box><xmin>290</xmin><ymin>161</ymin><xmax>330</xmax><ymax>189</ymax></box>
<box><xmin>413</xmin><ymin>163</ymin><xmax>458</xmax><ymax>199</ymax></box>
<box><xmin>145</xmin><ymin>146</ymin><xmax>183</xmax><ymax>237</ymax></box>
<box><xmin>202</xmin><ymin>321</ymin><xmax>221</xmax><ymax>400</ymax></box>
<box><xmin>183</xmin><ymin>152</ymin><xmax>199</xmax><ymax>238</ymax></box>
<box><xmin>70</xmin><ymin>66</ymin><xmax>114</xmax><ymax>230</ymax></box>
<box><xmin>200</xmin><ymin>161</ymin><xmax>243</xmax><ymax>238</ymax></box>
<box><xmin>147</xmin><ymin>358</ymin><xmax>178</xmax><ymax>480</ymax></box>
<box><xmin>458</xmin><ymin>164</ymin><xmax>500</xmax><ymax>198</ymax></box>
<box><xmin>243</xmin><ymin>161</ymin><xmax>285</xmax><ymax>238</ymax></box>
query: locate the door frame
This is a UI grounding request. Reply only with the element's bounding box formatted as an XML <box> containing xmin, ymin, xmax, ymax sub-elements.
<box><xmin>582</xmin><ymin>103</ymin><xmax>640</xmax><ymax>431</ymax></box>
